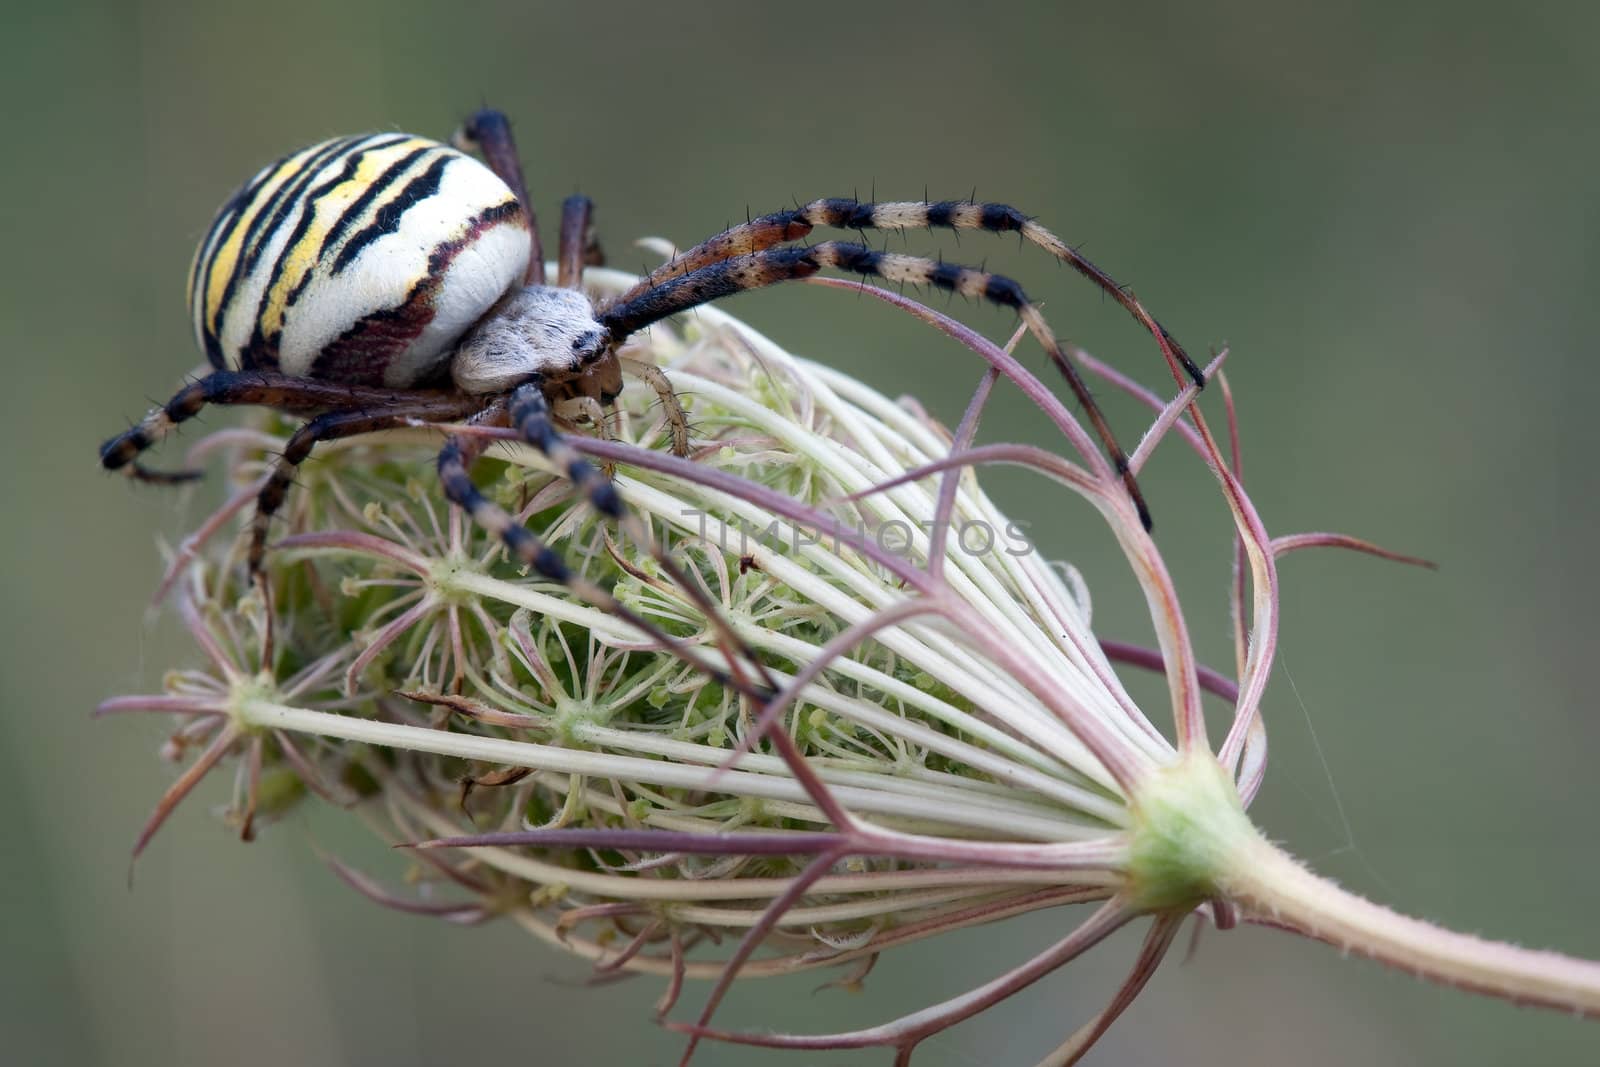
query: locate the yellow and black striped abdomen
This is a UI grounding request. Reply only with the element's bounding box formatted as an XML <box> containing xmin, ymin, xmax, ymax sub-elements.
<box><xmin>186</xmin><ymin>134</ymin><xmax>531</xmax><ymax>388</ymax></box>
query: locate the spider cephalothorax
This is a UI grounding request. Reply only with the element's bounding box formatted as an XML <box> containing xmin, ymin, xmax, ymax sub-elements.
<box><xmin>99</xmin><ymin>107</ymin><xmax>1197</xmax><ymax>633</ymax></box>
<box><xmin>452</xmin><ymin>285</ymin><xmax>612</xmax><ymax>396</ymax></box>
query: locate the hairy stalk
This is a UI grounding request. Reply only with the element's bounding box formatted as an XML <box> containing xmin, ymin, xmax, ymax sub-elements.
<box><xmin>1222</xmin><ymin>836</ymin><xmax>1600</xmax><ymax>1014</ymax></box>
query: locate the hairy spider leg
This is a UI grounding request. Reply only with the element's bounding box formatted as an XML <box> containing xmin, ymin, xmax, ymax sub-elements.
<box><xmin>557</xmin><ymin>194</ymin><xmax>605</xmax><ymax>288</ymax></box>
<box><xmin>607</xmin><ymin>196</ymin><xmax>1202</xmax><ymax>388</ymax></box>
<box><xmin>434</xmin><ymin>389</ymin><xmax>777</xmax><ymax>700</ymax></box>
<box><xmin>249</xmin><ymin>397</ymin><xmax>482</xmax><ymax>572</ymax></box>
<box><xmin>453</xmin><ymin>108</ymin><xmax>543</xmax><ymax>285</ymax></box>
<box><xmin>99</xmin><ymin>370</ymin><xmax>461</xmax><ymax>483</ymax></box>
<box><xmin>599</xmin><ymin>241</ymin><xmax>1155</xmax><ymax>529</ymax></box>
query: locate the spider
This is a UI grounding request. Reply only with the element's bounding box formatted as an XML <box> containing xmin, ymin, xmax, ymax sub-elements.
<box><xmin>99</xmin><ymin>107</ymin><xmax>1200</xmax><ymax>619</ymax></box>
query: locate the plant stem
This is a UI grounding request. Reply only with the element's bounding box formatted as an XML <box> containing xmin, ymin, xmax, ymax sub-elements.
<box><xmin>1220</xmin><ymin>833</ymin><xmax>1600</xmax><ymax>1016</ymax></box>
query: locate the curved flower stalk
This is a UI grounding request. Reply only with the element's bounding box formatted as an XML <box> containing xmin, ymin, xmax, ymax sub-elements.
<box><xmin>101</xmin><ymin>265</ymin><xmax>1600</xmax><ymax>1064</ymax></box>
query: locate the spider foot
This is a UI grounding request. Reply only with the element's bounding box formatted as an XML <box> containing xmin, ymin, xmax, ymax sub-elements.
<box><xmin>125</xmin><ymin>462</ymin><xmax>206</xmax><ymax>485</ymax></box>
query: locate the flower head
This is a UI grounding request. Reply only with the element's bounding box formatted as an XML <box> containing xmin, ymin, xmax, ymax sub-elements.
<box><xmin>103</xmin><ymin>265</ymin><xmax>1599</xmax><ymax>1063</ymax></box>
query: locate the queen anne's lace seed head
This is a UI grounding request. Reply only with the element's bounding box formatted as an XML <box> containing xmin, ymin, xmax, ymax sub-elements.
<box><xmin>102</xmin><ymin>268</ymin><xmax>1600</xmax><ymax>1064</ymax></box>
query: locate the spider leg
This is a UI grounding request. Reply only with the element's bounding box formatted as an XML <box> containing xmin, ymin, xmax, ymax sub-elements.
<box><xmin>250</xmin><ymin>397</ymin><xmax>481</xmax><ymax>574</ymax></box>
<box><xmin>599</xmin><ymin>242</ymin><xmax>1153</xmax><ymax>529</ymax></box>
<box><xmin>435</xmin><ymin>415</ymin><xmax>708</xmax><ymax>672</ymax></box>
<box><xmin>603</xmin><ymin>212</ymin><xmax>809</xmax><ymax>307</ymax></box>
<box><xmin>439</xmin><ymin>383</ymin><xmax>778</xmax><ymax>699</ymax></box>
<box><xmin>453</xmin><ymin>108</ymin><xmax>543</xmax><ymax>285</ymax></box>
<box><xmin>504</xmin><ymin>382</ymin><xmax>780</xmax><ymax>695</ymax></box>
<box><xmin>506</xmin><ymin>381</ymin><xmax>629</xmax><ymax>529</ymax></box>
<box><xmin>607</xmin><ymin>197</ymin><xmax>1201</xmax><ymax>389</ymax></box>
<box><xmin>556</xmin><ymin>195</ymin><xmax>603</xmax><ymax>289</ymax></box>
<box><xmin>553</xmin><ymin>394</ymin><xmax>616</xmax><ymax>476</ymax></box>
<box><xmin>618</xmin><ymin>355</ymin><xmax>691</xmax><ymax>457</ymax></box>
<box><xmin>98</xmin><ymin>369</ymin><xmax>454</xmax><ymax>483</ymax></box>
<box><xmin>554</xmin><ymin>394</ymin><xmax>614</xmax><ymax>438</ymax></box>
<box><xmin>437</xmin><ymin>416</ymin><xmax>609</xmax><ymax>595</ymax></box>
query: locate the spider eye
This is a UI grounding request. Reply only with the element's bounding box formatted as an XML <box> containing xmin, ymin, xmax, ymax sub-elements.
<box><xmin>572</xmin><ymin>329</ymin><xmax>602</xmax><ymax>358</ymax></box>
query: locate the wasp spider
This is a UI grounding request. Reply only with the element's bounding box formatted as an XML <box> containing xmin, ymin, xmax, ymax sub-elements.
<box><xmin>99</xmin><ymin>108</ymin><xmax>1197</xmax><ymax>623</ymax></box>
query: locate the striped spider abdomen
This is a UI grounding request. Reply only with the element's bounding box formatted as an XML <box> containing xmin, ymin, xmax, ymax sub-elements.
<box><xmin>187</xmin><ymin>133</ymin><xmax>532</xmax><ymax>389</ymax></box>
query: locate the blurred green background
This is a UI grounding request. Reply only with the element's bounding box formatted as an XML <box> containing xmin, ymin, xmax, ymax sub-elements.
<box><xmin>3</xmin><ymin>1</ymin><xmax>1597</xmax><ymax>1064</ymax></box>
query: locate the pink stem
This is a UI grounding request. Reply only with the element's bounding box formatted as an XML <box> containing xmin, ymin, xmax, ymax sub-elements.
<box><xmin>1037</xmin><ymin>914</ymin><xmax>1183</xmax><ymax>1066</ymax></box>
<box><xmin>322</xmin><ymin>854</ymin><xmax>487</xmax><ymax>923</ymax></box>
<box><xmin>1125</xmin><ymin>352</ymin><xmax>1225</xmax><ymax>475</ymax></box>
<box><xmin>275</xmin><ymin>529</ymin><xmax>434</xmax><ymax>574</ymax></box>
<box><xmin>676</xmin><ymin>847</ymin><xmax>850</xmax><ymax>1066</ymax></box>
<box><xmin>131</xmin><ymin>723</ymin><xmax>238</xmax><ymax>861</ymax></box>
<box><xmin>671</xmin><ymin>896</ymin><xmax>1132</xmax><ymax>1053</ymax></box>
<box><xmin>803</xmin><ymin>275</ymin><xmax>1108</xmax><ymax>478</ymax></box>
<box><xmin>93</xmin><ymin>695</ymin><xmax>222</xmax><ymax>716</ymax></box>
<box><xmin>930</xmin><ymin>367</ymin><xmax>1001</xmax><ymax>580</ymax></box>
<box><xmin>344</xmin><ymin>596</ymin><xmax>436</xmax><ymax>696</ymax></box>
<box><xmin>1273</xmin><ymin>531</ymin><xmax>1437</xmax><ymax>569</ymax></box>
<box><xmin>1098</xmin><ymin>639</ymin><xmax>1240</xmax><ymax>704</ymax></box>
<box><xmin>153</xmin><ymin>479</ymin><xmax>262</xmax><ymax>605</ymax></box>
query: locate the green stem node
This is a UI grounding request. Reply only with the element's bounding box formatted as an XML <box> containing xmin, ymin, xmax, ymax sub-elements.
<box><xmin>1125</xmin><ymin>754</ymin><xmax>1256</xmax><ymax>913</ymax></box>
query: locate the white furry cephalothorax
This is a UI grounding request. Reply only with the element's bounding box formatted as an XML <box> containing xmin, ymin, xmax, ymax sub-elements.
<box><xmin>451</xmin><ymin>285</ymin><xmax>609</xmax><ymax>394</ymax></box>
